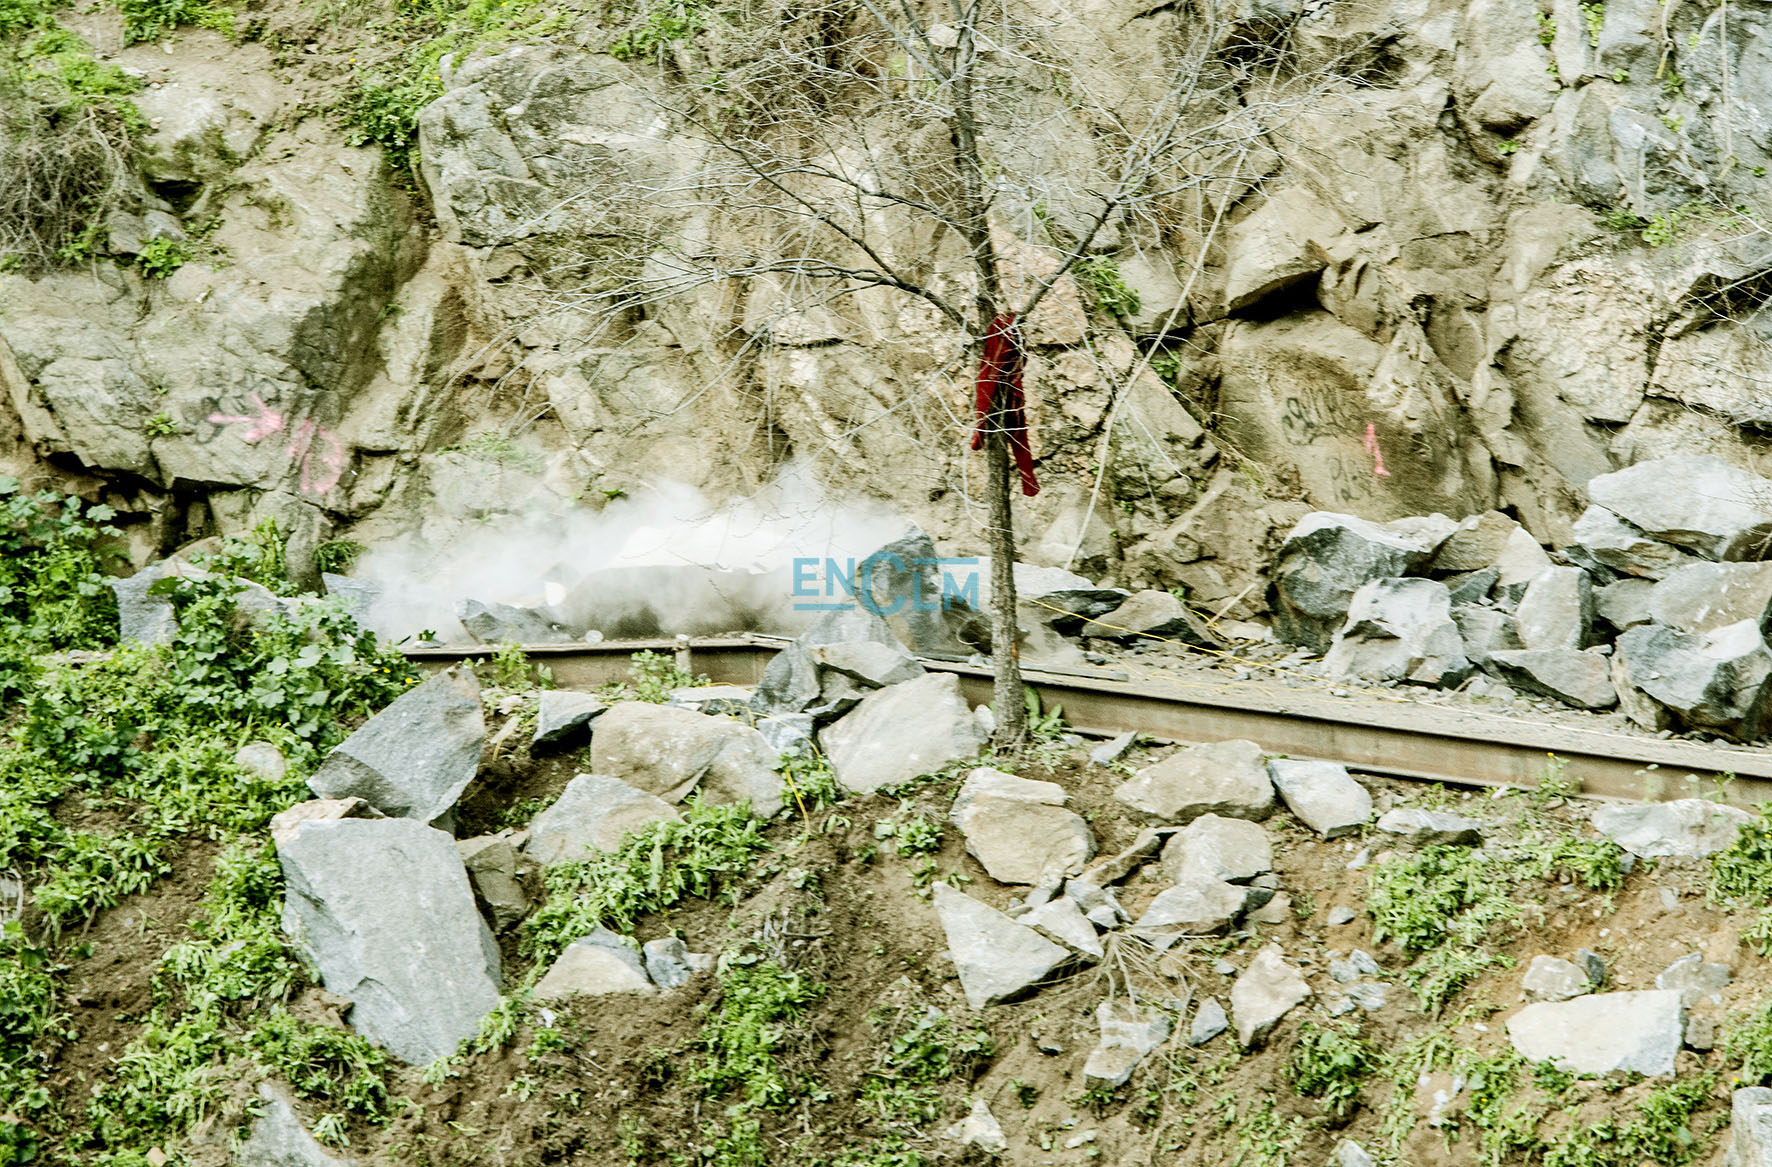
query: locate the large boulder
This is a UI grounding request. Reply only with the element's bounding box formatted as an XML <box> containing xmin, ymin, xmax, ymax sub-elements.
<box><xmin>307</xmin><ymin>670</ymin><xmax>485</xmax><ymax>823</ymax></box>
<box><xmin>1324</xmin><ymin>579</ymin><xmax>1472</xmax><ymax>687</ymax></box>
<box><xmin>1160</xmin><ymin>814</ymin><xmax>1273</xmax><ymax>883</ymax></box>
<box><xmin>855</xmin><ymin>528</ymin><xmax>992</xmax><ymax>656</ymax></box>
<box><xmin>1266</xmin><ymin>759</ymin><xmax>1371</xmax><ymax>837</ymax></box>
<box><xmin>524</xmin><ymin>773</ymin><xmax>683</xmax><ymax>865</ymax></box>
<box><xmin>1591</xmin><ymin>798</ymin><xmax>1753</xmax><ymax>859</ymax></box>
<box><xmin>1268</xmin><ymin>513</ymin><xmax>1440</xmax><ymax>653</ymax></box>
<box><xmin>1586</xmin><ymin>455</ymin><xmax>1772</xmax><ymax>561</ymax></box>
<box><xmin>1076</xmin><ymin>589</ymin><xmax>1225</xmax><ymax>650</ymax></box>
<box><xmin>112</xmin><ymin>560</ymin><xmax>286</xmax><ymax>645</ymax></box>
<box><xmin>1230</xmin><ymin>945</ymin><xmax>1311</xmax><ymax>1047</ymax></box>
<box><xmin>1514</xmin><ymin>567</ymin><xmax>1594</xmax><ymax>650</ymax></box>
<box><xmin>1570</xmin><ymin>506</ymin><xmax>1698</xmax><ymax>580</ymax></box>
<box><xmin>1648</xmin><ymin>562</ymin><xmax>1772</xmax><ymax>634</ymax></box>
<box><xmin>457</xmin><ymin>598</ymin><xmax>573</xmax><ymax>644</ymax></box>
<box><xmin>1505</xmin><ymin>990</ymin><xmax>1685</xmax><ymax>1075</ymax></box>
<box><xmin>1114</xmin><ymin>739</ymin><xmax>1274</xmax><ymax>822</ymax></box>
<box><xmin>1429</xmin><ymin>511</ymin><xmax>1529</xmax><ymax>573</ymax></box>
<box><xmin>277</xmin><ymin>818</ymin><xmax>502</xmax><ymax>1065</ymax></box>
<box><xmin>933</xmin><ymin>883</ymin><xmax>1071</xmax><ymax>1008</ymax></box>
<box><xmin>1486</xmin><ymin>649</ymin><xmax>1618</xmax><ymax>710</ymax></box>
<box><xmin>590</xmin><ymin>703</ymin><xmax>785</xmax><ymax>817</ymax></box>
<box><xmin>1453</xmin><ymin>604</ymin><xmax>1524</xmax><ymax>665</ymax></box>
<box><xmin>1614</xmin><ymin>619</ymin><xmax>1772</xmax><ymax>739</ymax></box>
<box><xmin>948</xmin><ymin>768</ymin><xmax>1094</xmax><ymax>886</ymax></box>
<box><xmin>752</xmin><ymin>608</ymin><xmax>905</xmax><ymax>717</ymax></box>
<box><xmin>820</xmin><ymin>673</ymin><xmax>988</xmax><ymax>794</ymax></box>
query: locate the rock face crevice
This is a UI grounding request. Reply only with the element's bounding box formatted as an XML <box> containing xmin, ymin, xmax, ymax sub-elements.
<box><xmin>7</xmin><ymin>0</ymin><xmax>1772</xmax><ymax>603</ymax></box>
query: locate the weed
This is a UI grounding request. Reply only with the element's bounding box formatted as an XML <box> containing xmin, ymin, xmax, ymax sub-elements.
<box><xmin>145</xmin><ymin>411</ymin><xmax>179</xmax><ymax>437</ymax></box>
<box><xmin>314</xmin><ymin>539</ymin><xmax>364</xmax><ymax>574</ymax></box>
<box><xmin>860</xmin><ymin>1005</ymin><xmax>990</xmax><ymax>1124</ymax></box>
<box><xmin>776</xmin><ymin>751</ymin><xmax>843</xmax><ymax>816</ymax></box>
<box><xmin>1074</xmin><ymin>255</ymin><xmax>1142</xmax><ymax>318</ymax></box>
<box><xmin>490</xmin><ymin>641</ymin><xmax>536</xmax><ymax>690</ymax></box>
<box><xmin>135</xmin><ymin>235</ymin><xmax>193</xmax><ymax>277</ymax></box>
<box><xmin>1535</xmin><ymin>12</ymin><xmax>1556</xmax><ymax>47</ymax></box>
<box><xmin>1287</xmin><ymin>1020</ymin><xmax>1376</xmax><ymax>1120</ymax></box>
<box><xmin>609</xmin><ymin>0</ymin><xmax>705</xmax><ymax>60</ymax></box>
<box><xmin>1582</xmin><ymin>1</ymin><xmax>1603</xmax><ymax>46</ymax></box>
<box><xmin>444</xmin><ymin>429</ymin><xmax>545</xmax><ymax>473</ymax></box>
<box><xmin>1532</xmin><ymin>753</ymin><xmax>1578</xmax><ymax>802</ymax></box>
<box><xmin>115</xmin><ymin>0</ymin><xmax>233</xmax><ymax>42</ymax></box>
<box><xmin>692</xmin><ymin>960</ymin><xmax>826</xmax><ymax>1109</ymax></box>
<box><xmin>1710</xmin><ymin>811</ymin><xmax>1772</xmax><ymax>955</ymax></box>
<box><xmin>603</xmin><ymin>649</ymin><xmax>707</xmax><ymax>704</ymax></box>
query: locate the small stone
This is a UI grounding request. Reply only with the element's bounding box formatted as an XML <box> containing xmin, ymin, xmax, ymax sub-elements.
<box><xmin>1324</xmin><ymin>995</ymin><xmax>1356</xmax><ymax>1017</ymax></box>
<box><xmin>269</xmin><ymin>797</ymin><xmax>380</xmax><ymax>849</ymax></box>
<box><xmin>1230</xmin><ymin>944</ymin><xmax>1311</xmax><ymax>1047</ymax></box>
<box><xmin>1655</xmin><ymin>953</ymin><xmax>1731</xmax><ymax>1006</ymax></box>
<box><xmin>532</xmin><ymin>690</ymin><xmax>606</xmax><ymax>750</ymax></box>
<box><xmin>943</xmin><ymin>1098</ymin><xmax>1007</xmax><ymax>1155</ymax></box>
<box><xmin>1248</xmin><ymin>892</ymin><xmax>1292</xmax><ymax>925</ymax></box>
<box><xmin>1188</xmin><ymin>998</ymin><xmax>1228</xmax><ymax>1046</ymax></box>
<box><xmin>1346</xmin><ymin>982</ymin><xmax>1388</xmax><ymax>1011</ymax></box>
<box><xmin>1090</xmin><ymin>731</ymin><xmax>1136</xmax><ymax>766</ymax></box>
<box><xmin>1375</xmin><ymin>808</ymin><xmax>1484</xmax><ymax>844</ymax></box>
<box><xmin>1575</xmin><ymin>948</ymin><xmax>1607</xmax><ymax>986</ymax></box>
<box><xmin>234</xmin><ymin>741</ymin><xmax>289</xmax><ymax>785</ymax></box>
<box><xmin>1332</xmin><ymin>1140</ymin><xmax>1376</xmax><ymax>1167</ymax></box>
<box><xmin>1685</xmin><ymin>1014</ymin><xmax>1717</xmax><ymax>1052</ymax></box>
<box><xmin>1326</xmin><ymin>905</ymin><xmax>1357</xmax><ymax>926</ymax></box>
<box><xmin>1521</xmin><ymin>955</ymin><xmax>1590</xmax><ymax>1003</ymax></box>
<box><xmin>1329</xmin><ymin>951</ymin><xmax>1381</xmax><ymax>984</ymax></box>
<box><xmin>1083</xmin><ymin>1001</ymin><xmax>1173</xmax><ymax>1087</ymax></box>
<box><xmin>456</xmin><ymin>835</ymin><xmax>528</xmax><ymax>932</ymax></box>
<box><xmin>535</xmin><ymin>930</ymin><xmax>656</xmax><ymax>999</ymax></box>
<box><xmin>1266</xmin><ymin>759</ymin><xmax>1372</xmax><ymax>837</ymax></box>
<box><xmin>641</xmin><ymin>937</ymin><xmax>697</xmax><ymax>990</ymax></box>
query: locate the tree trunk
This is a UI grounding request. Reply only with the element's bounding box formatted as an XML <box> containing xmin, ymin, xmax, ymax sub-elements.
<box><xmin>984</xmin><ymin>425</ymin><xmax>1027</xmax><ymax>752</ymax></box>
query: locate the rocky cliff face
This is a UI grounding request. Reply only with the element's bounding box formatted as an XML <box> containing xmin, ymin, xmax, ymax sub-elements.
<box><xmin>4</xmin><ymin>0</ymin><xmax>1772</xmax><ymax>610</ymax></box>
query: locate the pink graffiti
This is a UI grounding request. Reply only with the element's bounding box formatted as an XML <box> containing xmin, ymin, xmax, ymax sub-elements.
<box><xmin>1363</xmin><ymin>423</ymin><xmax>1391</xmax><ymax>478</ymax></box>
<box><xmin>206</xmin><ymin>393</ymin><xmax>285</xmax><ymax>442</ymax></box>
<box><xmin>206</xmin><ymin>394</ymin><xmax>345</xmax><ymax>497</ymax></box>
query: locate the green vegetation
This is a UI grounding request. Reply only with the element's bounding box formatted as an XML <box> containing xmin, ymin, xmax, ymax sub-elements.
<box><xmin>522</xmin><ymin>797</ymin><xmax>771</xmax><ymax>963</ymax></box>
<box><xmin>1710</xmin><ymin>811</ymin><xmax>1772</xmax><ymax>954</ymax></box>
<box><xmin>135</xmin><ymin>235</ymin><xmax>193</xmax><ymax>278</ymax></box>
<box><xmin>608</xmin><ymin>0</ymin><xmax>705</xmax><ymax>60</ymax></box>
<box><xmin>115</xmin><ymin>0</ymin><xmax>233</xmax><ymax>43</ymax></box>
<box><xmin>1074</xmin><ymin>255</ymin><xmax>1142</xmax><ymax>318</ymax></box>
<box><xmin>0</xmin><ymin>483</ymin><xmax>418</xmax><ymax>1160</ymax></box>
<box><xmin>443</xmin><ymin>429</ymin><xmax>546</xmax><ymax>473</ymax></box>
<box><xmin>313</xmin><ymin>538</ymin><xmax>365</xmax><ymax>575</ymax></box>
<box><xmin>1286</xmin><ymin>1020</ymin><xmax>1376</xmax><ymax>1120</ymax></box>
<box><xmin>859</xmin><ymin>1005</ymin><xmax>990</xmax><ymax>1125</ymax></box>
<box><xmin>1582</xmin><ymin>1</ymin><xmax>1604</xmax><ymax>47</ymax></box>
<box><xmin>600</xmin><ymin>648</ymin><xmax>708</xmax><ymax>703</ymax></box>
<box><xmin>691</xmin><ymin>960</ymin><xmax>826</xmax><ymax>1109</ymax></box>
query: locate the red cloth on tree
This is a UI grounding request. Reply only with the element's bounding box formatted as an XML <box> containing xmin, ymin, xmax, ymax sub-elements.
<box><xmin>970</xmin><ymin>312</ymin><xmax>1040</xmax><ymax>496</ymax></box>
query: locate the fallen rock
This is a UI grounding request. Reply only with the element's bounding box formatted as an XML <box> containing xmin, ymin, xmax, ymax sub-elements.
<box><xmin>235</xmin><ymin>741</ymin><xmax>289</xmax><ymax>785</ymax></box>
<box><xmin>277</xmin><ymin>818</ymin><xmax>502</xmax><ymax>1064</ymax></box>
<box><xmin>1655</xmin><ymin>953</ymin><xmax>1732</xmax><ymax>1005</ymax></box>
<box><xmin>949</xmin><ymin>768</ymin><xmax>1094</xmax><ymax>886</ymax></box>
<box><xmin>1083</xmin><ymin>1001</ymin><xmax>1172</xmax><ymax>1088</ymax></box>
<box><xmin>753</xmin><ymin>712</ymin><xmax>815</xmax><ymax>758</ymax></box>
<box><xmin>532</xmin><ymin>690</ymin><xmax>606</xmax><ymax>751</ymax></box>
<box><xmin>1592</xmin><ymin>799</ymin><xmax>1753</xmax><ymax>859</ymax></box>
<box><xmin>1649</xmin><ymin>561</ymin><xmax>1772</xmax><ymax>635</ymax></box>
<box><xmin>1447</xmin><ymin>567</ymin><xmax>1501</xmax><ymax>606</ymax></box>
<box><xmin>1486</xmin><ymin>648</ymin><xmax>1618</xmax><ymax>709</ymax></box>
<box><xmin>1331</xmin><ymin>1140</ymin><xmax>1376</xmax><ymax>1167</ymax></box>
<box><xmin>1493</xmin><ymin>527</ymin><xmax>1554</xmax><ymax>605</ymax></box>
<box><xmin>1268</xmin><ymin>513</ymin><xmax>1440</xmax><ymax>653</ymax></box>
<box><xmin>523</xmin><ymin>773</ymin><xmax>682</xmax><ymax>865</ymax></box>
<box><xmin>1587</xmin><ymin>455</ymin><xmax>1772</xmax><ymax>561</ymax></box>
<box><xmin>667</xmin><ymin>685</ymin><xmax>756</xmax><ymax>716</ymax></box>
<box><xmin>1514</xmin><ymin>567</ymin><xmax>1594</xmax><ymax>650</ymax></box>
<box><xmin>591</xmin><ymin>702</ymin><xmax>785</xmax><ymax>816</ymax></box>
<box><xmin>534</xmin><ymin>929</ymin><xmax>656</xmax><ymax>998</ymax></box>
<box><xmin>1189</xmin><ymin>997</ymin><xmax>1228</xmax><ymax>1046</ymax></box>
<box><xmin>1160</xmin><ymin>814</ymin><xmax>1273</xmax><ymax>883</ymax></box>
<box><xmin>1065</xmin><ymin>879</ymin><xmax>1128</xmax><ymax>929</ymax></box>
<box><xmin>1375</xmin><ymin>808</ymin><xmax>1484</xmax><ymax>844</ymax></box>
<box><xmin>1505</xmin><ymin>989</ymin><xmax>1685</xmax><ymax>1075</ymax></box>
<box><xmin>811</xmin><ymin>640</ymin><xmax>924</xmax><ymax>688</ymax></box>
<box><xmin>1266</xmin><ymin>759</ymin><xmax>1371</xmax><ymax>837</ymax></box>
<box><xmin>1346</xmin><ymin>982</ymin><xmax>1388</xmax><ymax>1011</ymax></box>
<box><xmin>1090</xmin><ymin>731</ymin><xmax>1136</xmax><ymax>767</ymax></box>
<box><xmin>456</xmin><ymin>835</ymin><xmax>528</xmax><ymax>932</ymax></box>
<box><xmin>1570</xmin><ymin>505</ymin><xmax>1698</xmax><ymax>580</ymax></box>
<box><xmin>307</xmin><ymin>670</ymin><xmax>485</xmax><ymax>823</ymax></box>
<box><xmin>1077</xmin><ymin>589</ymin><xmax>1225</xmax><ymax>650</ymax></box>
<box><xmin>1080</xmin><ymin>827</ymin><xmax>1166</xmax><ymax>887</ymax></box>
<box><xmin>235</xmin><ymin>1082</ymin><xmax>358</xmax><ymax>1167</ymax></box>
<box><xmin>1430</xmin><ymin>511</ymin><xmax>1528</xmax><ymax>573</ymax></box>
<box><xmin>820</xmin><ymin>674</ymin><xmax>988</xmax><ymax>794</ymax></box>
<box><xmin>1728</xmin><ymin>1087</ymin><xmax>1772</xmax><ymax>1167</ymax></box>
<box><xmin>1022</xmin><ymin>896</ymin><xmax>1103</xmax><ymax>960</ymax></box>
<box><xmin>1521</xmin><ymin>955</ymin><xmax>1591</xmax><ymax>1003</ymax></box>
<box><xmin>1134</xmin><ymin>877</ymin><xmax>1251</xmax><ymax>938</ymax></box>
<box><xmin>1114</xmin><ymin>739</ymin><xmax>1274</xmax><ymax>822</ymax></box>
<box><xmin>943</xmin><ymin>1098</ymin><xmax>1008</xmax><ymax>1155</ymax></box>
<box><xmin>112</xmin><ymin>560</ymin><xmax>284</xmax><ymax>645</ymax></box>
<box><xmin>934</xmin><ymin>883</ymin><xmax>1071</xmax><ymax>1008</ymax></box>
<box><xmin>1615</xmin><ymin>619</ymin><xmax>1772</xmax><ymax>738</ymax></box>
<box><xmin>1594</xmin><ymin>578</ymin><xmax>1656</xmax><ymax>632</ymax></box>
<box><xmin>641</xmin><ymin>937</ymin><xmax>701</xmax><ymax>990</ymax></box>
<box><xmin>1230</xmin><ymin>945</ymin><xmax>1310</xmax><ymax>1047</ymax></box>
<box><xmin>458</xmin><ymin>598</ymin><xmax>573</xmax><ymax>644</ymax></box>
<box><xmin>1453</xmin><ymin>604</ymin><xmax>1523</xmax><ymax>665</ymax></box>
<box><xmin>1329</xmin><ymin>950</ymin><xmax>1381</xmax><ymax>983</ymax></box>
<box><xmin>752</xmin><ymin>608</ymin><xmax>904</xmax><ymax>717</ymax></box>
<box><xmin>857</xmin><ymin>528</ymin><xmax>993</xmax><ymax>655</ymax></box>
<box><xmin>1325</xmin><ymin>578</ymin><xmax>1471</xmax><ymax>687</ymax></box>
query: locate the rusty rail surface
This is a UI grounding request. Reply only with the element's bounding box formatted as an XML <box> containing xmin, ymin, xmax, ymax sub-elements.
<box><xmin>406</xmin><ymin>637</ymin><xmax>1772</xmax><ymax>804</ymax></box>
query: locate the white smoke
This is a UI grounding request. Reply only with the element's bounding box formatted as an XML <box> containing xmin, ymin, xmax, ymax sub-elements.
<box><xmin>344</xmin><ymin>467</ymin><xmax>913</xmax><ymax>644</ymax></box>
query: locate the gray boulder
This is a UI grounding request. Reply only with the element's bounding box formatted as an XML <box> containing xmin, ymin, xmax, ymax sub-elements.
<box><xmin>1375</xmin><ymin>808</ymin><xmax>1484</xmax><ymax>844</ymax></box>
<box><xmin>1189</xmin><ymin>997</ymin><xmax>1229</xmax><ymax>1046</ymax></box>
<box><xmin>1453</xmin><ymin>604</ymin><xmax>1523</xmax><ymax>665</ymax></box>
<box><xmin>1430</xmin><ymin>511</ymin><xmax>1529</xmax><ymax>573</ymax></box>
<box><xmin>1486</xmin><ymin>649</ymin><xmax>1618</xmax><ymax>710</ymax></box>
<box><xmin>1022</xmin><ymin>896</ymin><xmax>1103</xmax><ymax>960</ymax></box>
<box><xmin>1570</xmin><ymin>505</ymin><xmax>1698</xmax><ymax>579</ymax></box>
<box><xmin>1493</xmin><ymin>527</ymin><xmax>1554</xmax><ymax>606</ymax></box>
<box><xmin>532</xmin><ymin>690</ymin><xmax>606</xmax><ymax>751</ymax></box>
<box><xmin>934</xmin><ymin>883</ymin><xmax>1071</xmax><ymax>1008</ymax></box>
<box><xmin>753</xmin><ymin>712</ymin><xmax>815</xmax><ymax>758</ymax></box>
<box><xmin>1656</xmin><ymin>953</ymin><xmax>1731</xmax><ymax>1006</ymax></box>
<box><xmin>112</xmin><ymin>559</ymin><xmax>285</xmax><ymax>645</ymax></box>
<box><xmin>857</xmin><ymin>528</ymin><xmax>992</xmax><ymax>655</ymax></box>
<box><xmin>752</xmin><ymin>608</ymin><xmax>904</xmax><ymax>717</ymax></box>
<box><xmin>820</xmin><ymin>673</ymin><xmax>987</xmax><ymax>795</ymax></box>
<box><xmin>534</xmin><ymin>929</ymin><xmax>656</xmax><ymax>998</ymax></box>
<box><xmin>1729</xmin><ymin>1087</ymin><xmax>1772</xmax><ymax>1167</ymax></box>
<box><xmin>1230</xmin><ymin>945</ymin><xmax>1311</xmax><ymax>1047</ymax></box>
<box><xmin>1325</xmin><ymin>578</ymin><xmax>1471</xmax><ymax>687</ymax></box>
<box><xmin>1446</xmin><ymin>567</ymin><xmax>1501</xmax><ymax>606</ymax></box>
<box><xmin>1083</xmin><ymin>1001</ymin><xmax>1172</xmax><ymax>1088</ymax></box>
<box><xmin>277</xmin><ymin>818</ymin><xmax>502</xmax><ymax>1065</ymax></box>
<box><xmin>1266</xmin><ymin>759</ymin><xmax>1371</xmax><ymax>837</ymax></box>
<box><xmin>321</xmin><ymin>573</ymin><xmax>382</xmax><ymax>624</ymax></box>
<box><xmin>1587</xmin><ymin>455</ymin><xmax>1772</xmax><ymax>561</ymax></box>
<box><xmin>234</xmin><ymin>1083</ymin><xmax>358</xmax><ymax>1167</ymax></box>
<box><xmin>1160</xmin><ymin>814</ymin><xmax>1273</xmax><ymax>883</ymax></box>
<box><xmin>1614</xmin><ymin>619</ymin><xmax>1772</xmax><ymax>739</ymax></box>
<box><xmin>1522</xmin><ymin>955</ymin><xmax>1591</xmax><ymax>1003</ymax></box>
<box><xmin>1269</xmin><ymin>513</ymin><xmax>1440</xmax><ymax>653</ymax></box>
<box><xmin>1649</xmin><ymin>562</ymin><xmax>1772</xmax><ymax>635</ymax></box>
<box><xmin>307</xmin><ymin>670</ymin><xmax>485</xmax><ymax>823</ymax></box>
<box><xmin>1115</xmin><ymin>739</ymin><xmax>1274</xmax><ymax>822</ymax></box>
<box><xmin>1514</xmin><ymin>567</ymin><xmax>1594</xmax><ymax>650</ymax></box>
<box><xmin>524</xmin><ymin>773</ymin><xmax>683</xmax><ymax>865</ymax></box>
<box><xmin>1595</xmin><ymin>578</ymin><xmax>1656</xmax><ymax>632</ymax></box>
<box><xmin>591</xmin><ymin>703</ymin><xmax>785</xmax><ymax>816</ymax></box>
<box><xmin>458</xmin><ymin>598</ymin><xmax>573</xmax><ymax>644</ymax></box>
<box><xmin>1591</xmin><ymin>798</ymin><xmax>1752</xmax><ymax>859</ymax></box>
<box><xmin>642</xmin><ymin>937</ymin><xmax>708</xmax><ymax>989</ymax></box>
<box><xmin>1077</xmin><ymin>589</ymin><xmax>1225</xmax><ymax>650</ymax></box>
<box><xmin>236</xmin><ymin>741</ymin><xmax>290</xmax><ymax>785</ymax></box>
<box><xmin>811</xmin><ymin>640</ymin><xmax>924</xmax><ymax>688</ymax></box>
<box><xmin>1134</xmin><ymin>877</ymin><xmax>1251</xmax><ymax>938</ymax></box>
<box><xmin>456</xmin><ymin>835</ymin><xmax>528</xmax><ymax>932</ymax></box>
<box><xmin>1505</xmin><ymin>989</ymin><xmax>1685</xmax><ymax>1074</ymax></box>
<box><xmin>949</xmin><ymin>768</ymin><xmax>1094</xmax><ymax>886</ymax></box>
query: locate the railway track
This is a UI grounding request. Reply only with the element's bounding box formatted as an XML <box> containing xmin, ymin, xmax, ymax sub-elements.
<box><xmin>406</xmin><ymin>635</ymin><xmax>1772</xmax><ymax>805</ymax></box>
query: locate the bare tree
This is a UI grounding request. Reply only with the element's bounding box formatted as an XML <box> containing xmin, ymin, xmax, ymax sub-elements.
<box><xmin>520</xmin><ymin>0</ymin><xmax>1351</xmax><ymax>750</ymax></box>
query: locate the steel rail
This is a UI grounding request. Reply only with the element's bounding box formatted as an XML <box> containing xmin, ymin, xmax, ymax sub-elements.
<box><xmin>405</xmin><ymin>637</ymin><xmax>1772</xmax><ymax>804</ymax></box>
